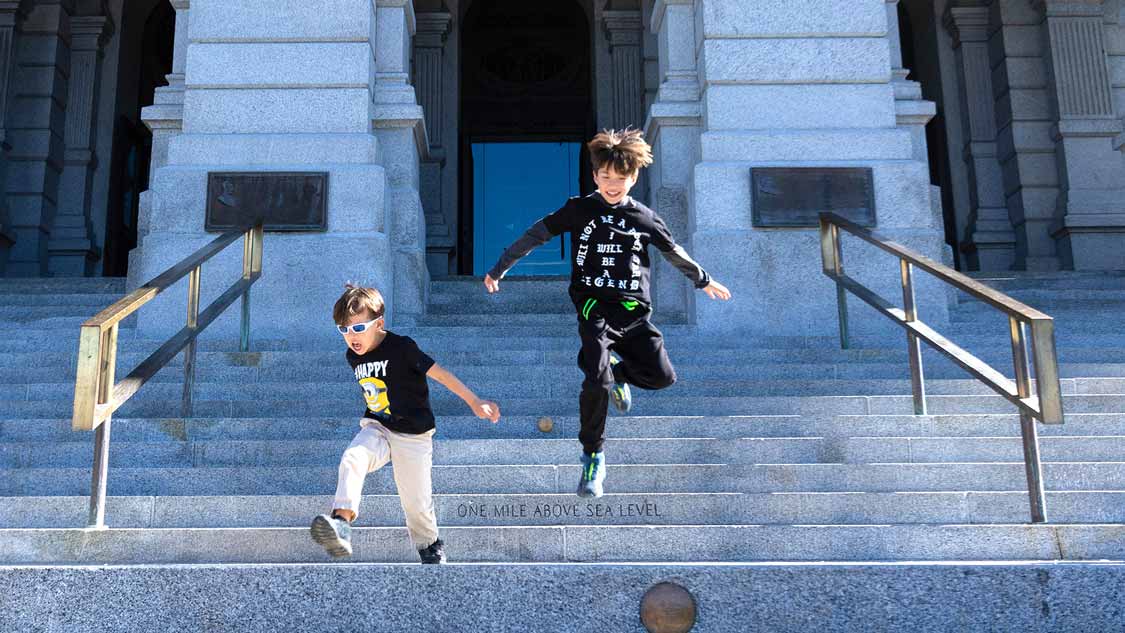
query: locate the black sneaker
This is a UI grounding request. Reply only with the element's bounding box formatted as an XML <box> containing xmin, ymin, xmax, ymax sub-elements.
<box><xmin>418</xmin><ymin>538</ymin><xmax>447</xmax><ymax>564</ymax></box>
<box><xmin>310</xmin><ymin>514</ymin><xmax>353</xmax><ymax>558</ymax></box>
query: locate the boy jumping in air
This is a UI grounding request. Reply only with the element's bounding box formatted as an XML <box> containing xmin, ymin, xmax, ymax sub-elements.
<box><xmin>311</xmin><ymin>285</ymin><xmax>501</xmax><ymax>563</ymax></box>
<box><xmin>484</xmin><ymin>128</ymin><xmax>731</xmax><ymax>498</ymax></box>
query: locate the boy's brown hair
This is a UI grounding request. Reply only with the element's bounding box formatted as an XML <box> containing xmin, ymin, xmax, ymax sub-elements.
<box><xmin>587</xmin><ymin>128</ymin><xmax>654</xmax><ymax>178</ymax></box>
<box><xmin>333</xmin><ymin>285</ymin><xmax>385</xmax><ymax>325</ymax></box>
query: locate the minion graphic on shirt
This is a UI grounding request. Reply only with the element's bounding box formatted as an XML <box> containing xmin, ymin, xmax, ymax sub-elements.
<box><xmin>359</xmin><ymin>377</ymin><xmax>391</xmax><ymax>416</ymax></box>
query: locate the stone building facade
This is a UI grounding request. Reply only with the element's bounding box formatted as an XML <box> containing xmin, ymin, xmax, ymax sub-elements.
<box><xmin>0</xmin><ymin>0</ymin><xmax>1122</xmax><ymax>340</ymax></box>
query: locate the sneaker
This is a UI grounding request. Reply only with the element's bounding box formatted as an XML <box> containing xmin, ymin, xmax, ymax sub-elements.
<box><xmin>418</xmin><ymin>538</ymin><xmax>447</xmax><ymax>564</ymax></box>
<box><xmin>577</xmin><ymin>451</ymin><xmax>606</xmax><ymax>498</ymax></box>
<box><xmin>310</xmin><ymin>514</ymin><xmax>353</xmax><ymax>558</ymax></box>
<box><xmin>609</xmin><ymin>356</ymin><xmax>632</xmax><ymax>413</ymax></box>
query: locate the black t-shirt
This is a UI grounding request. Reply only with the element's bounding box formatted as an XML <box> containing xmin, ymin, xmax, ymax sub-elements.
<box><xmin>542</xmin><ymin>193</ymin><xmax>689</xmax><ymax>305</ymax></box>
<box><xmin>345</xmin><ymin>332</ymin><xmax>437</xmax><ymax>434</ymax></box>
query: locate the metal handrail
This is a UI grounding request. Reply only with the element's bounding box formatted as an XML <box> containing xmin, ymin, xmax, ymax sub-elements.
<box><xmin>72</xmin><ymin>222</ymin><xmax>264</xmax><ymax>528</ymax></box>
<box><xmin>818</xmin><ymin>213</ymin><xmax>1063</xmax><ymax>523</ymax></box>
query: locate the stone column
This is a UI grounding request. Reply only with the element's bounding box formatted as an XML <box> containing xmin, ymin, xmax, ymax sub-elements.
<box><xmin>645</xmin><ymin>0</ymin><xmax>701</xmax><ymax>323</ymax></box>
<box><xmin>4</xmin><ymin>0</ymin><xmax>71</xmax><ymax>276</ymax></box>
<box><xmin>130</xmin><ymin>0</ymin><xmax>388</xmax><ymax>342</ymax></box>
<box><xmin>691</xmin><ymin>0</ymin><xmax>948</xmax><ymax>336</ymax></box>
<box><xmin>946</xmin><ymin>4</ymin><xmax>1017</xmax><ymax>270</ymax></box>
<box><xmin>1037</xmin><ymin>0</ymin><xmax>1125</xmax><ymax>269</ymax></box>
<box><xmin>604</xmin><ymin>10</ymin><xmax>645</xmax><ymax>130</ymax></box>
<box><xmin>373</xmin><ymin>0</ymin><xmax>430</xmax><ymax>318</ymax></box>
<box><xmin>48</xmin><ymin>13</ymin><xmax>112</xmax><ymax>275</ymax></box>
<box><xmin>989</xmin><ymin>0</ymin><xmax>1061</xmax><ymax>271</ymax></box>
<box><xmin>0</xmin><ymin>1</ymin><xmax>28</xmax><ymax>274</ymax></box>
<box><xmin>413</xmin><ymin>10</ymin><xmax>452</xmax><ymax>275</ymax></box>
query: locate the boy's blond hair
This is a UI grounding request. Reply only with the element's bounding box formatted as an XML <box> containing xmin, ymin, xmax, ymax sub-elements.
<box><xmin>333</xmin><ymin>285</ymin><xmax>385</xmax><ymax>325</ymax></box>
<box><xmin>587</xmin><ymin>128</ymin><xmax>654</xmax><ymax>178</ymax></box>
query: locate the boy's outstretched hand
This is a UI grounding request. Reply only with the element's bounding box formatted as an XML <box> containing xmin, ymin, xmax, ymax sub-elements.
<box><xmin>484</xmin><ymin>274</ymin><xmax>500</xmax><ymax>294</ymax></box>
<box><xmin>703</xmin><ymin>280</ymin><xmax>732</xmax><ymax>301</ymax></box>
<box><xmin>471</xmin><ymin>398</ymin><xmax>501</xmax><ymax>423</ymax></box>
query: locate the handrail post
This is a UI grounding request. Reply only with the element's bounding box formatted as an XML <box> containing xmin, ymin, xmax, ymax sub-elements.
<box><xmin>819</xmin><ymin>217</ymin><xmax>849</xmax><ymax>349</ymax></box>
<box><xmin>87</xmin><ymin>323</ymin><xmax>118</xmax><ymax>529</ymax></box>
<box><xmin>240</xmin><ymin>223</ymin><xmax>263</xmax><ymax>353</ymax></box>
<box><xmin>900</xmin><ymin>259</ymin><xmax>927</xmax><ymax>415</ymax></box>
<box><xmin>1011</xmin><ymin>316</ymin><xmax>1047</xmax><ymax>523</ymax></box>
<box><xmin>182</xmin><ymin>265</ymin><xmax>201</xmax><ymax>418</ymax></box>
<box><xmin>240</xmin><ymin>228</ymin><xmax>253</xmax><ymax>353</ymax></box>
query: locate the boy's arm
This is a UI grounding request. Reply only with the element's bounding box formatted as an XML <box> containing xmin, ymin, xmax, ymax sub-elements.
<box><xmin>485</xmin><ymin>201</ymin><xmax>573</xmax><ymax>293</ymax></box>
<box><xmin>426</xmin><ymin>363</ymin><xmax>501</xmax><ymax>423</ymax></box>
<box><xmin>658</xmin><ymin>243</ymin><xmax>711</xmax><ymax>290</ymax></box>
<box><xmin>486</xmin><ymin>220</ymin><xmax>557</xmax><ymax>283</ymax></box>
<box><xmin>650</xmin><ymin>214</ymin><xmax>732</xmax><ymax>300</ymax></box>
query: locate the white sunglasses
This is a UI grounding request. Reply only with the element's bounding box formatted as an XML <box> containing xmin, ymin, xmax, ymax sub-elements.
<box><xmin>337</xmin><ymin>317</ymin><xmax>382</xmax><ymax>335</ymax></box>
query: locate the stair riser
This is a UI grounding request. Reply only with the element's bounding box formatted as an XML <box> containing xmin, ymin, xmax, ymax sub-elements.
<box><xmin>4</xmin><ymin>436</ymin><xmax>1122</xmax><ymax>468</ymax></box>
<box><xmin>5</xmin><ymin>492</ymin><xmax>1123</xmax><ymax>529</ymax></box>
<box><xmin>4</xmin><ymin>463</ymin><xmax>1121</xmax><ymax>496</ymax></box>
<box><xmin>0</xmin><ymin>525</ymin><xmax>1121</xmax><ymax>565</ymax></box>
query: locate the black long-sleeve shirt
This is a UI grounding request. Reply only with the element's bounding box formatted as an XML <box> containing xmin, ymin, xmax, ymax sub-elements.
<box><xmin>487</xmin><ymin>193</ymin><xmax>710</xmax><ymax>306</ymax></box>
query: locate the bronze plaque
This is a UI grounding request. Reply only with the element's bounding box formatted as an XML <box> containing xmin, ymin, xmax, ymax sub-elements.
<box><xmin>206</xmin><ymin>172</ymin><xmax>328</xmax><ymax>232</ymax></box>
<box><xmin>639</xmin><ymin>583</ymin><xmax>697</xmax><ymax>633</ymax></box>
<box><xmin>751</xmin><ymin>167</ymin><xmax>876</xmax><ymax>228</ymax></box>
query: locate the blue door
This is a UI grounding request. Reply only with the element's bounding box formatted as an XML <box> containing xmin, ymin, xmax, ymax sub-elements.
<box><xmin>473</xmin><ymin>142</ymin><xmax>580</xmax><ymax>276</ymax></box>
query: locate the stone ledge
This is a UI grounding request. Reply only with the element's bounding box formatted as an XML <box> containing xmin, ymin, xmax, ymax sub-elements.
<box><xmin>4</xmin><ymin>563</ymin><xmax>1124</xmax><ymax>633</ymax></box>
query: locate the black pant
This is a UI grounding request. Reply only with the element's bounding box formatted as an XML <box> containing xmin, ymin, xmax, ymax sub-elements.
<box><xmin>575</xmin><ymin>298</ymin><xmax>677</xmax><ymax>454</ymax></box>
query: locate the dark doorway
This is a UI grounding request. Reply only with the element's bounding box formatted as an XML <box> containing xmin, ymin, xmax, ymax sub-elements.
<box><xmin>458</xmin><ymin>0</ymin><xmax>595</xmax><ymax>275</ymax></box>
<box><xmin>102</xmin><ymin>1</ymin><xmax>174</xmax><ymax>277</ymax></box>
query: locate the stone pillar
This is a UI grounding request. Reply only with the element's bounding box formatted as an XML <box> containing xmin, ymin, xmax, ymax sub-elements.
<box><xmin>645</xmin><ymin>0</ymin><xmax>702</xmax><ymax>324</ymax></box>
<box><xmin>604</xmin><ymin>10</ymin><xmax>645</xmax><ymax>130</ymax></box>
<box><xmin>1038</xmin><ymin>0</ymin><xmax>1125</xmax><ymax>269</ymax></box>
<box><xmin>3</xmin><ymin>0</ymin><xmax>72</xmax><ymax>277</ymax></box>
<box><xmin>690</xmin><ymin>0</ymin><xmax>948</xmax><ymax>336</ymax></box>
<box><xmin>130</xmin><ymin>0</ymin><xmax>388</xmax><ymax>342</ymax></box>
<box><xmin>0</xmin><ymin>1</ymin><xmax>27</xmax><ymax>274</ymax></box>
<box><xmin>48</xmin><ymin>12</ymin><xmax>112</xmax><ymax>275</ymax></box>
<box><xmin>413</xmin><ymin>10</ymin><xmax>452</xmax><ymax>276</ymax></box>
<box><xmin>990</xmin><ymin>0</ymin><xmax>1061</xmax><ymax>271</ymax></box>
<box><xmin>946</xmin><ymin>5</ymin><xmax>1017</xmax><ymax>270</ymax></box>
<box><xmin>373</xmin><ymin>0</ymin><xmax>430</xmax><ymax>319</ymax></box>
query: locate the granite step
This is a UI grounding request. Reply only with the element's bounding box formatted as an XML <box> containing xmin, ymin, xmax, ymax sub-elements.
<box><xmin>9</xmin><ymin>376</ymin><xmax>1111</xmax><ymax>404</ymax></box>
<box><xmin>7</xmin><ymin>413</ymin><xmax>1125</xmax><ymax>442</ymax></box>
<box><xmin>3</xmin><ymin>435</ymin><xmax>1123</xmax><ymax>469</ymax></box>
<box><xmin>4</xmin><ymin>462</ymin><xmax>1122</xmax><ymax>496</ymax></box>
<box><xmin>4</xmin><ymin>491</ymin><xmax>1124</xmax><ymax>529</ymax></box>
<box><xmin>15</xmin><ymin>355</ymin><xmax>1125</xmax><ymax>384</ymax></box>
<box><xmin>0</xmin><ymin>293</ymin><xmax>124</xmax><ymax>307</ymax></box>
<box><xmin>11</xmin><ymin>392</ymin><xmax>1125</xmax><ymax>419</ymax></box>
<box><xmin>1</xmin><ymin>523</ymin><xmax>1121</xmax><ymax>565</ymax></box>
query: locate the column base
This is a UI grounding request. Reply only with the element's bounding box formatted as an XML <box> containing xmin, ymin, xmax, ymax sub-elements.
<box><xmin>961</xmin><ymin>234</ymin><xmax>1016</xmax><ymax>272</ymax></box>
<box><xmin>47</xmin><ymin>239</ymin><xmax>100</xmax><ymax>276</ymax></box>
<box><xmin>0</xmin><ymin>231</ymin><xmax>11</xmax><ymax>276</ymax></box>
<box><xmin>1052</xmin><ymin>219</ymin><xmax>1125</xmax><ymax>271</ymax></box>
<box><xmin>426</xmin><ymin>245</ymin><xmax>453</xmax><ymax>277</ymax></box>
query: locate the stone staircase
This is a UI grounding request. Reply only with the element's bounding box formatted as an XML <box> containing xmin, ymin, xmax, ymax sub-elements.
<box><xmin>2</xmin><ymin>274</ymin><xmax>1124</xmax><ymax>631</ymax></box>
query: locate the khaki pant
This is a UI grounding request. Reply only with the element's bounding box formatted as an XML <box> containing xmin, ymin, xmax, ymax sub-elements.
<box><xmin>333</xmin><ymin>419</ymin><xmax>438</xmax><ymax>548</ymax></box>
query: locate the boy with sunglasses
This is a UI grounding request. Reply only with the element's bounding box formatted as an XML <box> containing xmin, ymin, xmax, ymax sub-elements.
<box><xmin>310</xmin><ymin>285</ymin><xmax>501</xmax><ymax>563</ymax></box>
